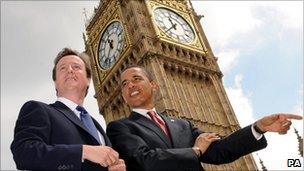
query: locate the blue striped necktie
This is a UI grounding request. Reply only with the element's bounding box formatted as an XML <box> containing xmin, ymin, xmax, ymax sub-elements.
<box><xmin>76</xmin><ymin>106</ymin><xmax>100</xmax><ymax>144</ymax></box>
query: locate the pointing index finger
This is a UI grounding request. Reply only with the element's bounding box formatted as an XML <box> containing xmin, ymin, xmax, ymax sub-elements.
<box><xmin>280</xmin><ymin>114</ymin><xmax>302</xmax><ymax>120</ymax></box>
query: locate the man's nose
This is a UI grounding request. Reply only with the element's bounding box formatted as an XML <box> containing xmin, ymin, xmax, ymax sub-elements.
<box><xmin>127</xmin><ymin>81</ymin><xmax>136</xmax><ymax>89</ymax></box>
<box><xmin>67</xmin><ymin>65</ymin><xmax>73</xmax><ymax>73</ymax></box>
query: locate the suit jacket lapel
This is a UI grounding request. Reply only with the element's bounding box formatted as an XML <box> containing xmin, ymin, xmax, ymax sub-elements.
<box><xmin>130</xmin><ymin>112</ymin><xmax>171</xmax><ymax>148</ymax></box>
<box><xmin>161</xmin><ymin>115</ymin><xmax>179</xmax><ymax>148</ymax></box>
<box><xmin>51</xmin><ymin>101</ymin><xmax>101</xmax><ymax>145</ymax></box>
<box><xmin>92</xmin><ymin>118</ymin><xmax>111</xmax><ymax>146</ymax></box>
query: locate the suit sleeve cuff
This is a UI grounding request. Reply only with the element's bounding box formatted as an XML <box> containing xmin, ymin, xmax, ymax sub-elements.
<box><xmin>251</xmin><ymin>124</ymin><xmax>263</xmax><ymax>140</ymax></box>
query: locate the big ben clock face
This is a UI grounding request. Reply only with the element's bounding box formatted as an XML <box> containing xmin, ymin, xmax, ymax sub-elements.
<box><xmin>153</xmin><ymin>7</ymin><xmax>195</xmax><ymax>44</ymax></box>
<box><xmin>98</xmin><ymin>21</ymin><xmax>124</xmax><ymax>70</ymax></box>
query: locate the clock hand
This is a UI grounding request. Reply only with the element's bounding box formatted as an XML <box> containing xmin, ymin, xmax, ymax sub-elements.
<box><xmin>165</xmin><ymin>23</ymin><xmax>177</xmax><ymax>32</ymax></box>
<box><xmin>107</xmin><ymin>39</ymin><xmax>114</xmax><ymax>49</ymax></box>
<box><xmin>107</xmin><ymin>41</ymin><xmax>111</xmax><ymax>58</ymax></box>
<box><xmin>109</xmin><ymin>39</ymin><xmax>114</xmax><ymax>49</ymax></box>
<box><xmin>105</xmin><ymin>58</ymin><xmax>110</xmax><ymax>68</ymax></box>
<box><xmin>168</xmin><ymin>18</ymin><xmax>177</xmax><ymax>30</ymax></box>
<box><xmin>168</xmin><ymin>18</ymin><xmax>174</xmax><ymax>26</ymax></box>
<box><xmin>107</xmin><ymin>39</ymin><xmax>114</xmax><ymax>58</ymax></box>
<box><xmin>172</xmin><ymin>23</ymin><xmax>177</xmax><ymax>30</ymax></box>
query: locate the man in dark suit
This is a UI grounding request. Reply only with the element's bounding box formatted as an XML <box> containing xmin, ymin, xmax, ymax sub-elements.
<box><xmin>106</xmin><ymin>66</ymin><xmax>302</xmax><ymax>171</ymax></box>
<box><xmin>11</xmin><ymin>48</ymin><xmax>126</xmax><ymax>171</ymax></box>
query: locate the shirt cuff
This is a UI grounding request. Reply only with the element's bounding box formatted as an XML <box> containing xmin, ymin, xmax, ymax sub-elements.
<box><xmin>251</xmin><ymin>124</ymin><xmax>263</xmax><ymax>140</ymax></box>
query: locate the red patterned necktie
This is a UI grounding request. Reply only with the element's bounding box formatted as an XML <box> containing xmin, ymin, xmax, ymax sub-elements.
<box><xmin>147</xmin><ymin>111</ymin><xmax>169</xmax><ymax>137</ymax></box>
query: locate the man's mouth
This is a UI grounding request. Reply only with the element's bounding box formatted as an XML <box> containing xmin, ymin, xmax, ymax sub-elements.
<box><xmin>130</xmin><ymin>90</ymin><xmax>140</xmax><ymax>97</ymax></box>
<box><xmin>66</xmin><ymin>77</ymin><xmax>76</xmax><ymax>81</ymax></box>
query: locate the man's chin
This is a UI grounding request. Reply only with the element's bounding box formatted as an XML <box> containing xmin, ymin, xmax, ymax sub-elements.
<box><xmin>129</xmin><ymin>102</ymin><xmax>151</xmax><ymax>109</ymax></box>
<box><xmin>129</xmin><ymin>103</ymin><xmax>143</xmax><ymax>109</ymax></box>
<box><xmin>62</xmin><ymin>83</ymin><xmax>80</xmax><ymax>90</ymax></box>
<box><xmin>65</xmin><ymin>79</ymin><xmax>81</xmax><ymax>86</ymax></box>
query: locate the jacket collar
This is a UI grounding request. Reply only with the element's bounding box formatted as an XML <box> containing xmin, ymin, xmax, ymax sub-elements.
<box><xmin>129</xmin><ymin>111</ymin><xmax>172</xmax><ymax>148</ymax></box>
<box><xmin>50</xmin><ymin>101</ymin><xmax>111</xmax><ymax>146</ymax></box>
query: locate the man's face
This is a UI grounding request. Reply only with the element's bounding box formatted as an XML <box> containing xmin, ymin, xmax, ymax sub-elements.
<box><xmin>55</xmin><ymin>55</ymin><xmax>90</xmax><ymax>96</ymax></box>
<box><xmin>121</xmin><ymin>67</ymin><xmax>157</xmax><ymax>109</ymax></box>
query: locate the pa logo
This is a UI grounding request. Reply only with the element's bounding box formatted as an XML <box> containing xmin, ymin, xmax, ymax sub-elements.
<box><xmin>287</xmin><ymin>159</ymin><xmax>302</xmax><ymax>167</ymax></box>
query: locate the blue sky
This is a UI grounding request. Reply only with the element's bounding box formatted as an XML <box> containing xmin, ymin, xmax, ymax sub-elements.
<box><xmin>224</xmin><ymin>23</ymin><xmax>302</xmax><ymax>116</ymax></box>
<box><xmin>193</xmin><ymin>1</ymin><xmax>303</xmax><ymax>117</ymax></box>
<box><xmin>1</xmin><ymin>1</ymin><xmax>303</xmax><ymax>170</ymax></box>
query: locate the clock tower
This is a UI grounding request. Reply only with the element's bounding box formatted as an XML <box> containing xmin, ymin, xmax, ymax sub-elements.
<box><xmin>84</xmin><ymin>0</ymin><xmax>259</xmax><ymax>170</ymax></box>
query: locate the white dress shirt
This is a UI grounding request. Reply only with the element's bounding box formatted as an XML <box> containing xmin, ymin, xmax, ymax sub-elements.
<box><xmin>133</xmin><ymin>108</ymin><xmax>165</xmax><ymax>122</ymax></box>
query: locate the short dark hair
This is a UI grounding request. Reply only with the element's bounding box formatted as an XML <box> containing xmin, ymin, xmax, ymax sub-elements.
<box><xmin>52</xmin><ymin>48</ymin><xmax>91</xmax><ymax>81</ymax></box>
<box><xmin>120</xmin><ymin>65</ymin><xmax>155</xmax><ymax>83</ymax></box>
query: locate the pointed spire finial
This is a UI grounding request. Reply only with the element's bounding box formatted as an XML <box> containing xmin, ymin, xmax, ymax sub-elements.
<box><xmin>82</xmin><ymin>32</ymin><xmax>86</xmax><ymax>42</ymax></box>
<box><xmin>293</xmin><ymin>125</ymin><xmax>303</xmax><ymax>157</ymax></box>
<box><xmin>82</xmin><ymin>32</ymin><xmax>87</xmax><ymax>50</ymax></box>
<box><xmin>188</xmin><ymin>0</ymin><xmax>193</xmax><ymax>10</ymax></box>
<box><xmin>256</xmin><ymin>153</ymin><xmax>267</xmax><ymax>171</ymax></box>
<box><xmin>83</xmin><ymin>8</ymin><xmax>88</xmax><ymax>27</ymax></box>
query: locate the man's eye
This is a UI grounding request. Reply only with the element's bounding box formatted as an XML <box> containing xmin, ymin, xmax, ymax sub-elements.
<box><xmin>73</xmin><ymin>65</ymin><xmax>81</xmax><ymax>69</ymax></box>
<box><xmin>60</xmin><ymin>66</ymin><xmax>66</xmax><ymax>71</ymax></box>
<box><xmin>122</xmin><ymin>82</ymin><xmax>127</xmax><ymax>87</ymax></box>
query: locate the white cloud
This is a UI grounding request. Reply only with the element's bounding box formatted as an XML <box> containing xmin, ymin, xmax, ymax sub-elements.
<box><xmin>293</xmin><ymin>84</ymin><xmax>303</xmax><ymax>116</ymax></box>
<box><xmin>226</xmin><ymin>74</ymin><xmax>255</xmax><ymax>127</ymax></box>
<box><xmin>192</xmin><ymin>1</ymin><xmax>262</xmax><ymax>49</ymax></box>
<box><xmin>256</xmin><ymin>1</ymin><xmax>303</xmax><ymax>30</ymax></box>
<box><xmin>279</xmin><ymin>4</ymin><xmax>303</xmax><ymax>30</ymax></box>
<box><xmin>216</xmin><ymin>49</ymin><xmax>240</xmax><ymax>74</ymax></box>
<box><xmin>193</xmin><ymin>1</ymin><xmax>303</xmax><ymax>70</ymax></box>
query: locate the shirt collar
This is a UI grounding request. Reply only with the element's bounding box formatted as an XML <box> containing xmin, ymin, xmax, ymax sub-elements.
<box><xmin>133</xmin><ymin>108</ymin><xmax>157</xmax><ymax>119</ymax></box>
<box><xmin>57</xmin><ymin>97</ymin><xmax>79</xmax><ymax>112</ymax></box>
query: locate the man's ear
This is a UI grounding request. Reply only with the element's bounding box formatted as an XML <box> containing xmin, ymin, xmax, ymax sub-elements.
<box><xmin>122</xmin><ymin>94</ymin><xmax>127</xmax><ymax>103</ymax></box>
<box><xmin>54</xmin><ymin>82</ymin><xmax>59</xmax><ymax>96</ymax></box>
<box><xmin>87</xmin><ymin>78</ymin><xmax>91</xmax><ymax>87</ymax></box>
